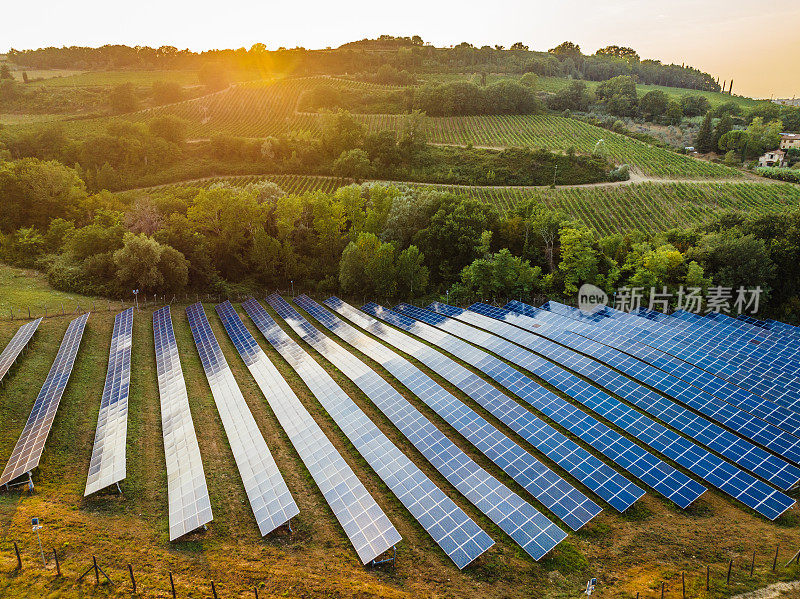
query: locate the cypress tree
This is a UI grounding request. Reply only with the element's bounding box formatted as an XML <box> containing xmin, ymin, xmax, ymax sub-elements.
<box><xmin>695</xmin><ymin>112</ymin><xmax>714</xmax><ymax>153</ymax></box>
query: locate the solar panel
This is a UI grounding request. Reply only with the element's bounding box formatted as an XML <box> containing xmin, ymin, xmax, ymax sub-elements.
<box><xmin>153</xmin><ymin>306</ymin><xmax>213</xmax><ymax>541</ymax></box>
<box><xmin>471</xmin><ymin>303</ymin><xmax>800</xmax><ymax>486</ymax></box>
<box><xmin>0</xmin><ymin>313</ymin><xmax>89</xmax><ymax>487</ymax></box>
<box><xmin>359</xmin><ymin>301</ymin><xmax>646</xmax><ymax>514</ymax></box>
<box><xmin>423</xmin><ymin>303</ymin><xmax>795</xmax><ymax>520</ymax></box>
<box><xmin>542</xmin><ymin>302</ymin><xmax>800</xmax><ymax>414</ymax></box>
<box><xmin>285</xmin><ymin>295</ymin><xmax>568</xmax><ymax>559</ymax></box>
<box><xmin>505</xmin><ymin>300</ymin><xmax>800</xmax><ymax>439</ymax></box>
<box><xmin>215</xmin><ymin>301</ymin><xmax>401</xmax><ymax>564</ymax></box>
<box><xmin>394</xmin><ymin>303</ymin><xmax>707</xmax><ymax>510</ymax></box>
<box><xmin>269</xmin><ymin>295</ymin><xmax>570</xmax><ymax>563</ymax></box>
<box><xmin>0</xmin><ymin>318</ymin><xmax>41</xmax><ymax>385</ymax></box>
<box><xmin>85</xmin><ymin>308</ymin><xmax>133</xmax><ymax>496</ymax></box>
<box><xmin>306</xmin><ymin>295</ymin><xmax>602</xmax><ymax>531</ymax></box>
<box><xmin>241</xmin><ymin>298</ymin><xmax>494</xmax><ymax>569</ymax></box>
<box><xmin>185</xmin><ymin>303</ymin><xmax>299</xmax><ymax>536</ymax></box>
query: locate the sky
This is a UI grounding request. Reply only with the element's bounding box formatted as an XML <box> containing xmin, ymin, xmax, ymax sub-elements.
<box><xmin>4</xmin><ymin>0</ymin><xmax>799</xmax><ymax>98</ymax></box>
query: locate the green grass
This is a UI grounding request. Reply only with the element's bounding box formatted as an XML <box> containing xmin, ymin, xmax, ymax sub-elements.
<box><xmin>0</xmin><ymin>266</ymin><xmax>100</xmax><ymax>317</ymax></box>
<box><xmin>0</xmin><ymin>265</ymin><xmax>799</xmax><ymax>598</ymax></box>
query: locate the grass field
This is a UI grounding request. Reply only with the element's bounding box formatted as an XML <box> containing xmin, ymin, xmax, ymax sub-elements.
<box><xmin>144</xmin><ymin>175</ymin><xmax>800</xmax><ymax>235</ymax></box>
<box><xmin>1</xmin><ymin>266</ymin><xmax>799</xmax><ymax>598</ymax></box>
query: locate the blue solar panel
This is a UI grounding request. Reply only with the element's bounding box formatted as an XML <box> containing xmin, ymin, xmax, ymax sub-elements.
<box><xmin>153</xmin><ymin>306</ymin><xmax>214</xmax><ymax>541</ymax></box>
<box><xmin>0</xmin><ymin>318</ymin><xmax>41</xmax><ymax>385</ymax></box>
<box><xmin>505</xmin><ymin>300</ymin><xmax>800</xmax><ymax>439</ymax></box>
<box><xmin>470</xmin><ymin>302</ymin><xmax>800</xmax><ymax>488</ymax></box>
<box><xmin>425</xmin><ymin>303</ymin><xmax>795</xmax><ymax>520</ymax></box>
<box><xmin>270</xmin><ymin>294</ymin><xmax>570</xmax><ymax>563</ymax></box>
<box><xmin>541</xmin><ymin>302</ymin><xmax>800</xmax><ymax>414</ymax></box>
<box><xmin>215</xmin><ymin>301</ymin><xmax>401</xmax><ymax>565</ymax></box>
<box><xmin>296</xmin><ymin>295</ymin><xmax>598</xmax><ymax>534</ymax></box>
<box><xmin>85</xmin><ymin>308</ymin><xmax>134</xmax><ymax>495</ymax></box>
<box><xmin>1</xmin><ymin>312</ymin><xmax>89</xmax><ymax>486</ymax></box>
<box><xmin>389</xmin><ymin>304</ymin><xmax>704</xmax><ymax>510</ymax></box>
<box><xmin>351</xmin><ymin>300</ymin><xmax>646</xmax><ymax>514</ymax></box>
<box><xmin>244</xmin><ymin>297</ymin><xmax>495</xmax><ymax>568</ymax></box>
<box><xmin>185</xmin><ymin>303</ymin><xmax>299</xmax><ymax>536</ymax></box>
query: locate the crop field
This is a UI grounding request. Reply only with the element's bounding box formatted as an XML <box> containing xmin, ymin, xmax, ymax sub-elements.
<box><xmin>45</xmin><ymin>77</ymin><xmax>739</xmax><ymax>179</ymax></box>
<box><xmin>1</xmin><ymin>267</ymin><xmax>799</xmax><ymax>599</ymax></box>
<box><xmin>151</xmin><ymin>174</ymin><xmax>799</xmax><ymax>235</ymax></box>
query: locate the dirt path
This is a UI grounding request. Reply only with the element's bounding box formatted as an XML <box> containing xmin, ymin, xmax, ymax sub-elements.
<box><xmin>731</xmin><ymin>581</ymin><xmax>800</xmax><ymax>599</ymax></box>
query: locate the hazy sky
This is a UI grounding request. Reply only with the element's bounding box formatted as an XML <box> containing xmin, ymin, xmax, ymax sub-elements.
<box><xmin>5</xmin><ymin>0</ymin><xmax>799</xmax><ymax>98</ymax></box>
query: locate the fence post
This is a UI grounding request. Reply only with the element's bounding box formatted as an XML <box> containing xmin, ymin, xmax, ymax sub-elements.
<box><xmin>706</xmin><ymin>564</ymin><xmax>710</xmax><ymax>591</ymax></box>
<box><xmin>211</xmin><ymin>580</ymin><xmax>218</xmax><ymax>598</ymax></box>
<box><xmin>727</xmin><ymin>559</ymin><xmax>733</xmax><ymax>585</ymax></box>
<box><xmin>93</xmin><ymin>555</ymin><xmax>99</xmax><ymax>584</ymax></box>
<box><xmin>169</xmin><ymin>571</ymin><xmax>176</xmax><ymax>598</ymax></box>
<box><xmin>682</xmin><ymin>572</ymin><xmax>685</xmax><ymax>599</ymax></box>
<box><xmin>773</xmin><ymin>545</ymin><xmax>779</xmax><ymax>571</ymax></box>
<box><xmin>14</xmin><ymin>542</ymin><xmax>22</xmax><ymax>570</ymax></box>
<box><xmin>660</xmin><ymin>581</ymin><xmax>664</xmax><ymax>599</ymax></box>
<box><xmin>128</xmin><ymin>563</ymin><xmax>136</xmax><ymax>593</ymax></box>
<box><xmin>53</xmin><ymin>548</ymin><xmax>60</xmax><ymax>576</ymax></box>
<box><xmin>751</xmin><ymin>550</ymin><xmax>756</xmax><ymax>576</ymax></box>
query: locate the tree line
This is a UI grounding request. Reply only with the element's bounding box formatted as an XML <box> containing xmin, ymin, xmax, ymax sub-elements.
<box><xmin>1</xmin><ymin>155</ymin><xmax>799</xmax><ymax>321</ymax></box>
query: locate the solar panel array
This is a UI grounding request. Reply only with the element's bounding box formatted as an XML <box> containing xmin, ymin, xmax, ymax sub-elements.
<box><xmin>185</xmin><ymin>302</ymin><xmax>299</xmax><ymax>536</ymax></box>
<box><xmin>507</xmin><ymin>301</ymin><xmax>800</xmax><ymax>439</ymax></box>
<box><xmin>268</xmin><ymin>295</ymin><xmax>568</xmax><ymax>564</ymax></box>
<box><xmin>281</xmin><ymin>295</ymin><xmax>567</xmax><ymax>560</ymax></box>
<box><xmin>427</xmin><ymin>303</ymin><xmax>795</xmax><ymax>520</ymax></box>
<box><xmin>491</xmin><ymin>302</ymin><xmax>800</xmax><ymax>476</ymax></box>
<box><xmin>304</xmin><ymin>295</ymin><xmax>602</xmax><ymax>531</ymax></box>
<box><xmin>545</xmin><ymin>301</ymin><xmax>800</xmax><ymax>413</ymax></box>
<box><xmin>85</xmin><ymin>308</ymin><xmax>134</xmax><ymax>496</ymax></box>
<box><xmin>0</xmin><ymin>318</ymin><xmax>41</xmax><ymax>384</ymax></box>
<box><xmin>0</xmin><ymin>313</ymin><xmax>89</xmax><ymax>487</ymax></box>
<box><xmin>359</xmin><ymin>301</ymin><xmax>646</xmax><ymax>514</ymax></box>
<box><xmin>215</xmin><ymin>301</ymin><xmax>401</xmax><ymax>564</ymax></box>
<box><xmin>153</xmin><ymin>306</ymin><xmax>213</xmax><ymax>541</ymax></box>
<box><xmin>394</xmin><ymin>303</ymin><xmax>707</xmax><ymax>510</ymax></box>
<box><xmin>242</xmin><ymin>298</ymin><xmax>495</xmax><ymax>569</ymax></box>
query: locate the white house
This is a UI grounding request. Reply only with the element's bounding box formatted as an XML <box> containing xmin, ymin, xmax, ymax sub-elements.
<box><xmin>759</xmin><ymin>149</ymin><xmax>787</xmax><ymax>167</ymax></box>
<box><xmin>780</xmin><ymin>133</ymin><xmax>800</xmax><ymax>151</ymax></box>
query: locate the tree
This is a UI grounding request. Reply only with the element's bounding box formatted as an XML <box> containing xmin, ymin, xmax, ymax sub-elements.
<box><xmin>718</xmin><ymin>130</ymin><xmax>748</xmax><ymax>162</ymax></box>
<box><xmin>339</xmin><ymin>232</ymin><xmax>398</xmax><ymax>297</ymax></box>
<box><xmin>639</xmin><ymin>90</ymin><xmax>669</xmax><ymax>121</ymax></box>
<box><xmin>664</xmin><ymin>101</ymin><xmax>683</xmax><ymax>125</ymax></box>
<box><xmin>546</xmin><ymin>80</ymin><xmax>589</xmax><ymax>112</ymax></box>
<box><xmin>713</xmin><ymin>113</ymin><xmax>733</xmax><ymax>149</ymax></box>
<box><xmin>333</xmin><ymin>148</ymin><xmax>371</xmax><ymax>182</ymax></box>
<box><xmin>198</xmin><ymin>62</ymin><xmax>230</xmax><ymax>91</ymax></box>
<box><xmin>113</xmin><ymin>232</ymin><xmax>188</xmax><ymax>293</ymax></box>
<box><xmin>595</xmin><ymin>46</ymin><xmax>639</xmax><ymax>61</ymax></box>
<box><xmin>680</xmin><ymin>95</ymin><xmax>711</xmax><ymax>117</ymax></box>
<box><xmin>595</xmin><ymin>75</ymin><xmax>638</xmax><ymax>116</ymax></box>
<box><xmin>320</xmin><ymin>109</ymin><xmax>365</xmax><ymax>157</ymax></box>
<box><xmin>451</xmin><ymin>249</ymin><xmax>543</xmax><ymax>302</ymax></box>
<box><xmin>687</xmin><ymin>233</ymin><xmax>776</xmax><ymax>293</ymax></box>
<box><xmin>510</xmin><ymin>42</ymin><xmax>529</xmax><ymax>51</ymax></box>
<box><xmin>695</xmin><ymin>112</ymin><xmax>715</xmax><ymax>153</ymax></box>
<box><xmin>148</xmin><ymin>115</ymin><xmax>189</xmax><ymax>144</ymax></box>
<box><xmin>364</xmin><ymin>130</ymin><xmax>399</xmax><ymax>168</ymax></box>
<box><xmin>745</xmin><ymin>117</ymin><xmax>783</xmax><ymax>156</ymax></box>
<box><xmin>549</xmin><ymin>41</ymin><xmax>582</xmax><ymax>61</ymax></box>
<box><xmin>593</xmin><ymin>139</ymin><xmax>610</xmax><ymax>160</ymax></box>
<box><xmin>108</xmin><ymin>83</ymin><xmax>139</xmax><ymax>113</ymax></box>
<box><xmin>396</xmin><ymin>245</ymin><xmax>429</xmax><ymax>297</ymax></box>
<box><xmin>0</xmin><ymin>158</ymin><xmax>87</xmax><ymax>233</ymax></box>
<box><xmin>520</xmin><ymin>72</ymin><xmax>538</xmax><ymax>88</ymax></box>
<box><xmin>151</xmin><ymin>80</ymin><xmax>183</xmax><ymax>104</ymax></box>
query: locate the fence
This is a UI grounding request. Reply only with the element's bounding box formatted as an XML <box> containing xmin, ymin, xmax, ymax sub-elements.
<box><xmin>4</xmin><ymin>538</ymin><xmax>799</xmax><ymax>597</ymax></box>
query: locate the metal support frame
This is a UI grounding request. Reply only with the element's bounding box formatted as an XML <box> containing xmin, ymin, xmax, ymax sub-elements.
<box><xmin>369</xmin><ymin>545</ymin><xmax>396</xmax><ymax>568</ymax></box>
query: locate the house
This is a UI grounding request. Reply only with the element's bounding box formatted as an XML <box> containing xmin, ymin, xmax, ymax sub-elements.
<box><xmin>758</xmin><ymin>149</ymin><xmax>787</xmax><ymax>167</ymax></box>
<box><xmin>780</xmin><ymin>133</ymin><xmax>800</xmax><ymax>151</ymax></box>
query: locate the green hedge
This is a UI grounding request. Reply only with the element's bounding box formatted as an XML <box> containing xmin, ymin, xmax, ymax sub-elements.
<box><xmin>757</xmin><ymin>167</ymin><xmax>800</xmax><ymax>183</ymax></box>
